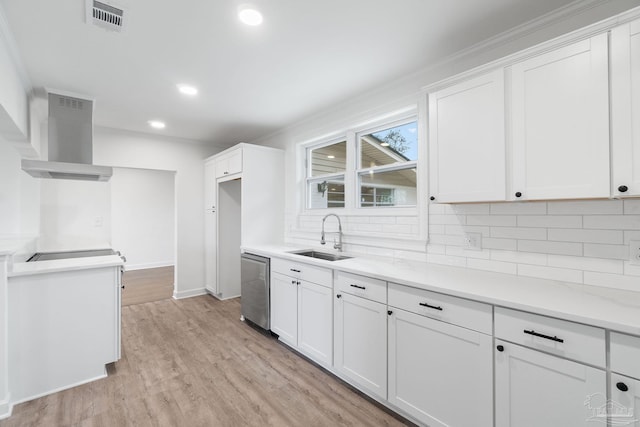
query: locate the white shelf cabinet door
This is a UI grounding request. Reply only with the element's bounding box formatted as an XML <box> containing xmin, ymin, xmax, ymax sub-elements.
<box><xmin>510</xmin><ymin>33</ymin><xmax>610</xmax><ymax>201</ymax></box>
<box><xmin>610</xmin><ymin>373</ymin><xmax>640</xmax><ymax>427</ymax></box>
<box><xmin>428</xmin><ymin>69</ymin><xmax>506</xmax><ymax>203</ymax></box>
<box><xmin>388</xmin><ymin>308</ymin><xmax>493</xmax><ymax>427</ymax></box>
<box><xmin>297</xmin><ymin>281</ymin><xmax>333</xmax><ymax>367</ymax></box>
<box><xmin>334</xmin><ymin>292</ymin><xmax>387</xmax><ymax>400</ymax></box>
<box><xmin>270</xmin><ymin>272</ymin><xmax>298</xmax><ymax>347</ymax></box>
<box><xmin>611</xmin><ymin>19</ymin><xmax>640</xmax><ymax>197</ymax></box>
<box><xmin>495</xmin><ymin>339</ymin><xmax>606</xmax><ymax>427</ymax></box>
<box><xmin>215</xmin><ymin>149</ymin><xmax>243</xmax><ymax>178</ymax></box>
<box><xmin>204</xmin><ymin>161</ymin><xmax>217</xmax><ymax>294</ymax></box>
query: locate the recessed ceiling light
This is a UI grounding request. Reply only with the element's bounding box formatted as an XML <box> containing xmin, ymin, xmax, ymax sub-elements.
<box><xmin>177</xmin><ymin>84</ymin><xmax>198</xmax><ymax>96</ymax></box>
<box><xmin>238</xmin><ymin>5</ymin><xmax>263</xmax><ymax>26</ymax></box>
<box><xmin>327</xmin><ymin>155</ymin><xmax>335</xmax><ymax>159</ymax></box>
<box><xmin>380</xmin><ymin>142</ymin><xmax>390</xmax><ymax>147</ymax></box>
<box><xmin>148</xmin><ymin>120</ymin><xmax>166</xmax><ymax>129</ymax></box>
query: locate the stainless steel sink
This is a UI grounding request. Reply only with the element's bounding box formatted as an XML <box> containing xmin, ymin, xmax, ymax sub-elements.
<box><xmin>289</xmin><ymin>250</ymin><xmax>352</xmax><ymax>262</ymax></box>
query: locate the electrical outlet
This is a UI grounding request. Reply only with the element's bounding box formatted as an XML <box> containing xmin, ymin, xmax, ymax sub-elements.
<box><xmin>94</xmin><ymin>216</ymin><xmax>103</xmax><ymax>228</ymax></box>
<box><xmin>464</xmin><ymin>232</ymin><xmax>482</xmax><ymax>251</ymax></box>
<box><xmin>631</xmin><ymin>240</ymin><xmax>640</xmax><ymax>265</ymax></box>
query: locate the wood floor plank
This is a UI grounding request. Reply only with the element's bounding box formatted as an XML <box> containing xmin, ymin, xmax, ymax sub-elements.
<box><xmin>1</xmin><ymin>296</ymin><xmax>412</xmax><ymax>427</ymax></box>
<box><xmin>121</xmin><ymin>266</ymin><xmax>174</xmax><ymax>306</ymax></box>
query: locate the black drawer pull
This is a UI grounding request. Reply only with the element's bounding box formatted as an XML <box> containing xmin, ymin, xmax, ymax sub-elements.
<box><xmin>290</xmin><ymin>268</ymin><xmax>301</xmax><ymax>273</ymax></box>
<box><xmin>336</xmin><ymin>294</ymin><xmax>342</xmax><ymax>299</ymax></box>
<box><xmin>419</xmin><ymin>302</ymin><xmax>443</xmax><ymax>311</ymax></box>
<box><xmin>617</xmin><ymin>382</ymin><xmax>629</xmax><ymax>392</ymax></box>
<box><xmin>524</xmin><ymin>329</ymin><xmax>564</xmax><ymax>343</ymax></box>
<box><xmin>387</xmin><ymin>310</ymin><xmax>393</xmax><ymax>316</ymax></box>
<box><xmin>350</xmin><ymin>284</ymin><xmax>366</xmax><ymax>290</ymax></box>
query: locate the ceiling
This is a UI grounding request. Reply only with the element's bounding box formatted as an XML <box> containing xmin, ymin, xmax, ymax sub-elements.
<box><xmin>1</xmin><ymin>0</ymin><xmax>579</xmax><ymax>146</ymax></box>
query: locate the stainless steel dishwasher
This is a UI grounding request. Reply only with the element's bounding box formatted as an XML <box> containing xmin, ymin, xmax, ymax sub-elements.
<box><xmin>240</xmin><ymin>253</ymin><xmax>270</xmax><ymax>330</ymax></box>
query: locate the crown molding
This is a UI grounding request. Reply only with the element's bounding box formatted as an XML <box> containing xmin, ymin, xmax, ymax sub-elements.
<box><xmin>0</xmin><ymin>2</ymin><xmax>32</xmax><ymax>93</ymax></box>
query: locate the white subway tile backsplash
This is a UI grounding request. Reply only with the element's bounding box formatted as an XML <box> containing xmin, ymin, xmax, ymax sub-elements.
<box><xmin>491</xmin><ymin>227</ymin><xmax>547</xmax><ymax>240</ymax></box>
<box><xmin>291</xmin><ymin>198</ymin><xmax>639</xmax><ymax>294</ymax></box>
<box><xmin>548</xmin><ymin>228</ymin><xmax>623</xmax><ymax>244</ymax></box>
<box><xmin>584</xmin><ymin>272</ymin><xmax>640</xmax><ymax>292</ymax></box>
<box><xmin>517</xmin><ymin>215</ymin><xmax>582</xmax><ymax>229</ymax></box>
<box><xmin>547</xmin><ymin>200</ymin><xmax>623</xmax><ymax>215</ymax></box>
<box><xmin>547</xmin><ymin>254</ymin><xmax>623</xmax><ymax>274</ymax></box>
<box><xmin>583</xmin><ymin>243</ymin><xmax>629</xmax><ymax>260</ymax></box>
<box><xmin>430</xmin><ymin>214</ymin><xmax>465</xmax><ymax>225</ymax></box>
<box><xmin>490</xmin><ymin>202</ymin><xmax>547</xmax><ymax>215</ymax></box>
<box><xmin>467</xmin><ymin>258</ymin><xmax>518</xmax><ymax>275</ymax></box>
<box><xmin>624</xmin><ymin>200</ymin><xmax>640</xmax><ymax>214</ymax></box>
<box><xmin>483</xmin><ymin>238</ymin><xmax>517</xmax><ymax>251</ymax></box>
<box><xmin>517</xmin><ymin>264</ymin><xmax>583</xmax><ymax>284</ymax></box>
<box><xmin>452</xmin><ymin>204</ymin><xmax>491</xmax><ymax>215</ymax></box>
<box><xmin>584</xmin><ymin>215</ymin><xmax>640</xmax><ymax>230</ymax></box>
<box><xmin>467</xmin><ymin>215</ymin><xmax>517</xmax><ymax>227</ymax></box>
<box><xmin>491</xmin><ymin>250</ymin><xmax>548</xmax><ymax>266</ymax></box>
<box><xmin>517</xmin><ymin>240</ymin><xmax>582</xmax><ymax>256</ymax></box>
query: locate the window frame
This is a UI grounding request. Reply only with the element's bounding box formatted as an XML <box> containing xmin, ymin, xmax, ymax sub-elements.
<box><xmin>305</xmin><ymin>137</ymin><xmax>349</xmax><ymax>211</ymax></box>
<box><xmin>355</xmin><ymin>116</ymin><xmax>419</xmax><ymax>210</ymax></box>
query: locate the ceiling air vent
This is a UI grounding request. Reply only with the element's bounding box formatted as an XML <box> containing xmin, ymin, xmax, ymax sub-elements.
<box><xmin>86</xmin><ymin>0</ymin><xmax>124</xmax><ymax>32</ymax></box>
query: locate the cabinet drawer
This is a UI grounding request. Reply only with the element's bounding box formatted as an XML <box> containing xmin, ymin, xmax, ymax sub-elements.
<box><xmin>611</xmin><ymin>332</ymin><xmax>640</xmax><ymax>379</ymax></box>
<box><xmin>494</xmin><ymin>307</ymin><xmax>605</xmax><ymax>367</ymax></box>
<box><xmin>388</xmin><ymin>283</ymin><xmax>492</xmax><ymax>335</ymax></box>
<box><xmin>335</xmin><ymin>271</ymin><xmax>386</xmax><ymax>304</ymax></box>
<box><xmin>271</xmin><ymin>257</ymin><xmax>332</xmax><ymax>288</ymax></box>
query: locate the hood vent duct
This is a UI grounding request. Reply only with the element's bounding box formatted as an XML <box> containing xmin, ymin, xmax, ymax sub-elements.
<box><xmin>21</xmin><ymin>92</ymin><xmax>113</xmax><ymax>182</ymax></box>
<box><xmin>87</xmin><ymin>0</ymin><xmax>124</xmax><ymax>32</ymax></box>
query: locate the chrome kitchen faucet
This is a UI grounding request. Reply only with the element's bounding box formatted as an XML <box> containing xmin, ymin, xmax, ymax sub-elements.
<box><xmin>320</xmin><ymin>214</ymin><xmax>343</xmax><ymax>252</ymax></box>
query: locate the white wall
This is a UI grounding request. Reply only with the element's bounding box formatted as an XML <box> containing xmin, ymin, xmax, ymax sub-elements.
<box><xmin>252</xmin><ymin>1</ymin><xmax>640</xmax><ymax>292</ymax></box>
<box><xmin>0</xmin><ymin>140</ymin><xmax>39</xmax><ymax>239</ymax></box>
<box><xmin>92</xmin><ymin>126</ymin><xmax>220</xmax><ymax>298</ymax></box>
<box><xmin>38</xmin><ymin>179</ymin><xmax>111</xmax><ymax>251</ymax></box>
<box><xmin>110</xmin><ymin>167</ymin><xmax>175</xmax><ymax>270</ymax></box>
<box><xmin>0</xmin><ymin>10</ymin><xmax>28</xmax><ymax>141</ymax></box>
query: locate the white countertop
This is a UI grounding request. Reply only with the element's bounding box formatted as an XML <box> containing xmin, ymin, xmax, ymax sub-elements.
<box><xmin>9</xmin><ymin>255</ymin><xmax>124</xmax><ymax>277</ymax></box>
<box><xmin>243</xmin><ymin>244</ymin><xmax>640</xmax><ymax>336</ymax></box>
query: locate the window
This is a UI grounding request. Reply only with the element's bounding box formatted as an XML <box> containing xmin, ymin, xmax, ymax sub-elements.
<box><xmin>307</xmin><ymin>140</ymin><xmax>346</xmax><ymax>209</ymax></box>
<box><xmin>357</xmin><ymin>121</ymin><xmax>418</xmax><ymax>208</ymax></box>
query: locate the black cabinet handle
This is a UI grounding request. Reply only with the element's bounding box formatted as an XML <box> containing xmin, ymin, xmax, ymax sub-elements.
<box><xmin>121</xmin><ymin>285</ymin><xmax>125</xmax><ymax>290</ymax></box>
<box><xmin>419</xmin><ymin>302</ymin><xmax>443</xmax><ymax>311</ymax></box>
<box><xmin>617</xmin><ymin>382</ymin><xmax>629</xmax><ymax>392</ymax></box>
<box><xmin>336</xmin><ymin>294</ymin><xmax>342</xmax><ymax>299</ymax></box>
<box><xmin>296</xmin><ymin>281</ymin><xmax>300</xmax><ymax>286</ymax></box>
<box><xmin>524</xmin><ymin>329</ymin><xmax>564</xmax><ymax>343</ymax></box>
<box><xmin>429</xmin><ymin>196</ymin><xmax>435</xmax><ymax>201</ymax></box>
<box><xmin>515</xmin><ymin>192</ymin><xmax>522</xmax><ymax>198</ymax></box>
<box><xmin>618</xmin><ymin>185</ymin><xmax>629</xmax><ymax>193</ymax></box>
<box><xmin>291</xmin><ymin>280</ymin><xmax>297</xmax><ymax>285</ymax></box>
<box><xmin>496</xmin><ymin>345</ymin><xmax>504</xmax><ymax>352</ymax></box>
<box><xmin>387</xmin><ymin>310</ymin><xmax>393</xmax><ymax>315</ymax></box>
<box><xmin>290</xmin><ymin>268</ymin><xmax>301</xmax><ymax>273</ymax></box>
<box><xmin>224</xmin><ymin>171</ymin><xmax>229</xmax><ymax>175</ymax></box>
<box><xmin>350</xmin><ymin>284</ymin><xmax>366</xmax><ymax>290</ymax></box>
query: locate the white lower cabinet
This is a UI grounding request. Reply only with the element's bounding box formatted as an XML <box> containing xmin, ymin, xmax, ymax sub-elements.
<box><xmin>388</xmin><ymin>308</ymin><xmax>493</xmax><ymax>427</ymax></box>
<box><xmin>610</xmin><ymin>374</ymin><xmax>640</xmax><ymax>427</ymax></box>
<box><xmin>495</xmin><ymin>339</ymin><xmax>606</xmax><ymax>427</ymax></box>
<box><xmin>334</xmin><ymin>292</ymin><xmax>387</xmax><ymax>400</ymax></box>
<box><xmin>270</xmin><ymin>263</ymin><xmax>333</xmax><ymax>367</ymax></box>
<box><xmin>298</xmin><ymin>280</ymin><xmax>333</xmax><ymax>366</ymax></box>
<box><xmin>270</xmin><ymin>272</ymin><xmax>298</xmax><ymax>346</ymax></box>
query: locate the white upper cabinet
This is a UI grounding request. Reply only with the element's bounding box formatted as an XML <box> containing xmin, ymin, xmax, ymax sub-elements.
<box><xmin>611</xmin><ymin>19</ymin><xmax>640</xmax><ymax>198</ymax></box>
<box><xmin>510</xmin><ymin>34</ymin><xmax>610</xmax><ymax>201</ymax></box>
<box><xmin>428</xmin><ymin>69</ymin><xmax>506</xmax><ymax>203</ymax></box>
<box><xmin>215</xmin><ymin>148</ymin><xmax>243</xmax><ymax>178</ymax></box>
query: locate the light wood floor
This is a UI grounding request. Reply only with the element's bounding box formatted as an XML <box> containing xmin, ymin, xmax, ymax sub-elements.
<box><xmin>1</xmin><ymin>296</ymin><xmax>411</xmax><ymax>427</ymax></box>
<box><xmin>121</xmin><ymin>266</ymin><xmax>174</xmax><ymax>306</ymax></box>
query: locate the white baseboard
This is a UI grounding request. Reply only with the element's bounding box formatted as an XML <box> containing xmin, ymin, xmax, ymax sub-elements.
<box><xmin>125</xmin><ymin>261</ymin><xmax>174</xmax><ymax>271</ymax></box>
<box><xmin>0</xmin><ymin>394</ymin><xmax>12</xmax><ymax>420</ymax></box>
<box><xmin>173</xmin><ymin>287</ymin><xmax>208</xmax><ymax>300</ymax></box>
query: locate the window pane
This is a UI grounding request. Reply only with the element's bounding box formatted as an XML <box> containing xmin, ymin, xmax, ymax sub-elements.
<box><xmin>359</xmin><ymin>168</ymin><xmax>416</xmax><ymax>207</ymax></box>
<box><xmin>360</xmin><ymin>122</ymin><xmax>418</xmax><ymax>168</ymax></box>
<box><xmin>310</xmin><ymin>141</ymin><xmax>347</xmax><ymax>177</ymax></box>
<box><xmin>308</xmin><ymin>177</ymin><xmax>345</xmax><ymax>209</ymax></box>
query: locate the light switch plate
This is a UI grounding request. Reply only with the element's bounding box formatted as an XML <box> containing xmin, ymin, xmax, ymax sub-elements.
<box><xmin>630</xmin><ymin>240</ymin><xmax>640</xmax><ymax>265</ymax></box>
